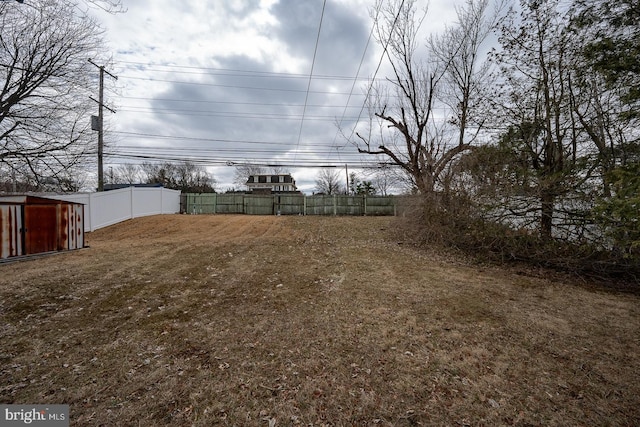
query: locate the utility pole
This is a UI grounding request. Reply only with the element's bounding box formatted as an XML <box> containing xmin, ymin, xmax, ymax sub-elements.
<box><xmin>345</xmin><ymin>164</ymin><xmax>349</xmax><ymax>195</ymax></box>
<box><xmin>89</xmin><ymin>59</ymin><xmax>117</xmax><ymax>192</ymax></box>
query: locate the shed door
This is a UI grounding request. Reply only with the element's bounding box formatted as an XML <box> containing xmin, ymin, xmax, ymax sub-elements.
<box><xmin>0</xmin><ymin>205</ymin><xmax>23</xmax><ymax>258</ymax></box>
<box><xmin>24</xmin><ymin>205</ymin><xmax>58</xmax><ymax>255</ymax></box>
<box><xmin>69</xmin><ymin>204</ymin><xmax>84</xmax><ymax>250</ymax></box>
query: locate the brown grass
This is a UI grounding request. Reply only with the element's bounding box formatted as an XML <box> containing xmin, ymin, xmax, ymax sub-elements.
<box><xmin>1</xmin><ymin>214</ymin><xmax>639</xmax><ymax>426</ymax></box>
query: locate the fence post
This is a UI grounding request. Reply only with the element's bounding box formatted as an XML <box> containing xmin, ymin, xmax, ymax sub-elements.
<box><xmin>88</xmin><ymin>192</ymin><xmax>96</xmax><ymax>232</ymax></box>
<box><xmin>364</xmin><ymin>194</ymin><xmax>367</xmax><ymax>216</ymax></box>
<box><xmin>129</xmin><ymin>186</ymin><xmax>134</xmax><ymax>220</ymax></box>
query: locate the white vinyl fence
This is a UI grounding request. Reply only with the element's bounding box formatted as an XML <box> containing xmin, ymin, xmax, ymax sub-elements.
<box><xmin>46</xmin><ymin>187</ymin><xmax>180</xmax><ymax>232</ymax></box>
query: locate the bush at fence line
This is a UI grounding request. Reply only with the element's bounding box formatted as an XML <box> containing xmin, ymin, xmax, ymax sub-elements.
<box><xmin>393</xmin><ymin>193</ymin><xmax>640</xmax><ymax>283</ymax></box>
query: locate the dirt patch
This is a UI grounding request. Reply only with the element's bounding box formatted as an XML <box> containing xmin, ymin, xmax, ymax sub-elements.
<box><xmin>1</xmin><ymin>215</ymin><xmax>639</xmax><ymax>425</ymax></box>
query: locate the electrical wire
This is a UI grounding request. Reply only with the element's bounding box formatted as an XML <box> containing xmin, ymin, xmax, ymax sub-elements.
<box><xmin>115</xmin><ymin>60</ymin><xmax>374</xmax><ymax>81</ymax></box>
<box><xmin>101</xmin><ymin>3</ymin><xmax>412</xmax><ymax>173</ymax></box>
<box><xmin>103</xmin><ymin>152</ymin><xmax>389</xmax><ymax>168</ymax></box>
<box><xmin>326</xmin><ymin>0</ymin><xmax>380</xmax><ymax>167</ymax></box>
<box><xmin>115</xmin><ymin>107</ymin><xmax>361</xmax><ymax>121</ymax></box>
<box><xmin>111</xmin><ymin>131</ymin><xmax>350</xmax><ymax>148</ymax></box>
<box><xmin>119</xmin><ymin>75</ymin><xmax>359</xmax><ymax>95</ymax></box>
<box><xmin>293</xmin><ymin>0</ymin><xmax>327</xmax><ymax>166</ymax></box>
<box><xmin>346</xmin><ymin>0</ymin><xmax>407</xmax><ymax>146</ymax></box>
<box><xmin>119</xmin><ymin>96</ymin><xmax>367</xmax><ymax>109</ymax></box>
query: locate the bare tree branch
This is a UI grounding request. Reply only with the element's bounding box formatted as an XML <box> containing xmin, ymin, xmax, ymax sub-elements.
<box><xmin>315</xmin><ymin>169</ymin><xmax>344</xmax><ymax>195</ymax></box>
<box><xmin>357</xmin><ymin>0</ymin><xmax>495</xmax><ymax>194</ymax></box>
<box><xmin>0</xmin><ymin>0</ymin><xmax>105</xmax><ymax>188</ymax></box>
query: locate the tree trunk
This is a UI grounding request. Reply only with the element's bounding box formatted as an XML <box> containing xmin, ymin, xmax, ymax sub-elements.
<box><xmin>540</xmin><ymin>190</ymin><xmax>554</xmax><ymax>240</ymax></box>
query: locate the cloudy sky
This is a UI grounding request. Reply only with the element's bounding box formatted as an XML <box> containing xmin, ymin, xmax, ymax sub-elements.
<box><xmin>93</xmin><ymin>0</ymin><xmax>460</xmax><ymax>193</ymax></box>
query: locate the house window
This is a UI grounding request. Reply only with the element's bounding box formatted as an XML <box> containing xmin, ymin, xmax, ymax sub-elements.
<box><xmin>258</xmin><ymin>176</ymin><xmax>267</xmax><ymax>183</ymax></box>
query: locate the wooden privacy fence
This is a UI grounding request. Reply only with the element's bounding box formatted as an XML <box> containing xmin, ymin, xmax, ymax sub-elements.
<box><xmin>182</xmin><ymin>193</ymin><xmax>399</xmax><ymax>216</ymax></box>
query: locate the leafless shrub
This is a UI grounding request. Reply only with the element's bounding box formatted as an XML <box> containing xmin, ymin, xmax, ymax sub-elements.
<box><xmin>395</xmin><ymin>192</ymin><xmax>640</xmax><ymax>284</ymax></box>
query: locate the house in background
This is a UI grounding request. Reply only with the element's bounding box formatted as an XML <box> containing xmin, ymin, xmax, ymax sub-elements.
<box><xmin>246</xmin><ymin>174</ymin><xmax>298</xmax><ymax>194</ymax></box>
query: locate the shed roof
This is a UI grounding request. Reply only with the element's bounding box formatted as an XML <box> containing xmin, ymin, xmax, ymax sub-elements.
<box><xmin>0</xmin><ymin>195</ymin><xmax>84</xmax><ymax>205</ymax></box>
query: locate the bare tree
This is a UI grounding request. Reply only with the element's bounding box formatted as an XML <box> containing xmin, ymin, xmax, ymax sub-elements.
<box><xmin>315</xmin><ymin>168</ymin><xmax>343</xmax><ymax>195</ymax></box>
<box><xmin>0</xmin><ymin>0</ymin><xmax>104</xmax><ymax>188</ymax></box>
<box><xmin>489</xmin><ymin>0</ymin><xmax>581</xmax><ymax>239</ymax></box>
<box><xmin>233</xmin><ymin>163</ymin><xmax>265</xmax><ymax>187</ymax></box>
<box><xmin>113</xmin><ymin>163</ymin><xmax>142</xmax><ymax>184</ymax></box>
<box><xmin>84</xmin><ymin>0</ymin><xmax>126</xmax><ymax>13</ymax></box>
<box><xmin>429</xmin><ymin>0</ymin><xmax>504</xmax><ymax>148</ymax></box>
<box><xmin>356</xmin><ymin>0</ymin><xmax>497</xmax><ymax>195</ymax></box>
<box><xmin>233</xmin><ymin>163</ymin><xmax>290</xmax><ymax>188</ymax></box>
<box><xmin>141</xmin><ymin>161</ymin><xmax>216</xmax><ymax>193</ymax></box>
<box><xmin>269</xmin><ymin>165</ymin><xmax>290</xmax><ymax>175</ymax></box>
<box><xmin>367</xmin><ymin>166</ymin><xmax>403</xmax><ymax>196</ymax></box>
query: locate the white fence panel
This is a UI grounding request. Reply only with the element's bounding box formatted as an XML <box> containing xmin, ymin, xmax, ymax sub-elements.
<box><xmin>133</xmin><ymin>187</ymin><xmax>162</xmax><ymax>217</ymax></box>
<box><xmin>162</xmin><ymin>189</ymin><xmax>180</xmax><ymax>214</ymax></box>
<box><xmin>92</xmin><ymin>188</ymin><xmax>133</xmax><ymax>230</ymax></box>
<box><xmin>43</xmin><ymin>187</ymin><xmax>180</xmax><ymax>232</ymax></box>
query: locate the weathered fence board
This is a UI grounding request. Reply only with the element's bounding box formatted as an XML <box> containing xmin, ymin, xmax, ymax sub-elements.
<box><xmin>183</xmin><ymin>193</ymin><xmax>398</xmax><ymax>216</ymax></box>
<box><xmin>364</xmin><ymin>196</ymin><xmax>396</xmax><ymax>216</ymax></box>
<box><xmin>244</xmin><ymin>195</ymin><xmax>274</xmax><ymax>215</ymax></box>
<box><xmin>215</xmin><ymin>194</ymin><xmax>244</xmax><ymax>214</ymax></box>
<box><xmin>275</xmin><ymin>194</ymin><xmax>305</xmax><ymax>215</ymax></box>
<box><xmin>305</xmin><ymin>195</ymin><xmax>335</xmax><ymax>215</ymax></box>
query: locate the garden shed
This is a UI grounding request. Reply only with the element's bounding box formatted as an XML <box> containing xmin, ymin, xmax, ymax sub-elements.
<box><xmin>0</xmin><ymin>195</ymin><xmax>85</xmax><ymax>260</ymax></box>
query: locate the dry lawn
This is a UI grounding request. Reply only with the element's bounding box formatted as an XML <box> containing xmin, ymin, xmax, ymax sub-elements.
<box><xmin>1</xmin><ymin>215</ymin><xmax>639</xmax><ymax>426</ymax></box>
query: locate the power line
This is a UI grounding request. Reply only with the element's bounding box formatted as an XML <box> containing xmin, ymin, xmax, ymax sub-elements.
<box><xmin>111</xmin><ymin>132</ymin><xmax>352</xmax><ymax>148</ymax></box>
<box><xmin>333</xmin><ymin>5</ymin><xmax>378</xmax><ymax>141</ymax></box>
<box><xmin>116</xmin><ymin>107</ymin><xmax>361</xmax><ymax>121</ymax></box>
<box><xmin>347</xmin><ymin>0</ymin><xmax>407</xmax><ymax>147</ymax></box>
<box><xmin>110</xmin><ymin>131</ymin><xmax>300</xmax><ymax>145</ymax></box>
<box><xmin>100</xmin><ymin>8</ymin><xmax>414</xmax><ymax>172</ymax></box>
<box><xmin>103</xmin><ymin>152</ymin><xmax>392</xmax><ymax>168</ymax></box>
<box><xmin>119</xmin><ymin>96</ymin><xmax>365</xmax><ymax>109</ymax></box>
<box><xmin>327</xmin><ymin>0</ymin><xmax>380</xmax><ymax>167</ymax></box>
<box><xmin>112</xmin><ymin>148</ymin><xmax>366</xmax><ymax>159</ymax></box>
<box><xmin>114</xmin><ymin>60</ymin><xmax>376</xmax><ymax>81</ymax></box>
<box><xmin>293</xmin><ymin>0</ymin><xmax>327</xmax><ymax>166</ymax></box>
<box><xmin>118</xmin><ymin>75</ymin><xmax>364</xmax><ymax>96</ymax></box>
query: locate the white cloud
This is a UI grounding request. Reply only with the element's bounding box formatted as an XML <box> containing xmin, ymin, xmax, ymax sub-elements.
<box><xmin>91</xmin><ymin>0</ymin><xmax>471</xmax><ymax>192</ymax></box>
